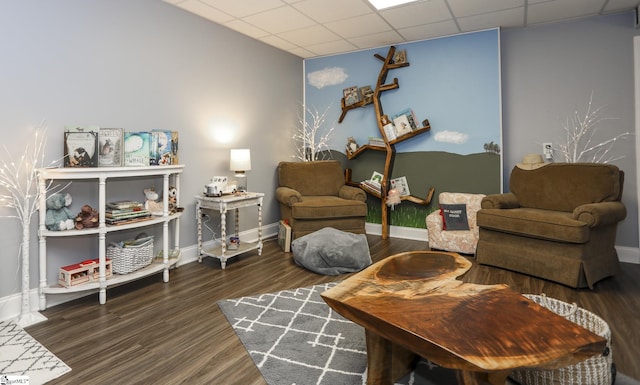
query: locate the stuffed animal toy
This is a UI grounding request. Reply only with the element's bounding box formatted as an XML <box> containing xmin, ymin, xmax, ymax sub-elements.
<box><xmin>144</xmin><ymin>188</ymin><xmax>163</xmax><ymax>215</ymax></box>
<box><xmin>75</xmin><ymin>205</ymin><xmax>99</xmax><ymax>230</ymax></box>
<box><xmin>45</xmin><ymin>193</ymin><xmax>75</xmax><ymax>231</ymax></box>
<box><xmin>346</xmin><ymin>137</ymin><xmax>359</xmax><ymax>155</ymax></box>
<box><xmin>168</xmin><ymin>186</ymin><xmax>178</xmax><ymax>214</ymax></box>
<box><xmin>386</xmin><ymin>188</ymin><xmax>401</xmax><ymax>210</ymax></box>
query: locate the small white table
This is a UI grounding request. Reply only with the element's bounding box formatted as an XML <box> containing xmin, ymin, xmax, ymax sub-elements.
<box><xmin>196</xmin><ymin>193</ymin><xmax>264</xmax><ymax>269</ymax></box>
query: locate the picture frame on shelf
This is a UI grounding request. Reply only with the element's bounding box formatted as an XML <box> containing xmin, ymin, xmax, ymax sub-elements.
<box><xmin>359</xmin><ymin>85</ymin><xmax>374</xmax><ymax>104</ymax></box>
<box><xmin>393</xmin><ymin>49</ymin><xmax>407</xmax><ymax>64</ymax></box>
<box><xmin>371</xmin><ymin>171</ymin><xmax>384</xmax><ymax>184</ymax></box>
<box><xmin>64</xmin><ymin>125</ymin><xmax>99</xmax><ymax>167</ymax></box>
<box><xmin>343</xmin><ymin>86</ymin><xmax>360</xmax><ymax>107</ymax></box>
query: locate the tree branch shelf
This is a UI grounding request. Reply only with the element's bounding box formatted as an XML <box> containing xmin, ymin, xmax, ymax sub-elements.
<box><xmin>339</xmin><ymin>46</ymin><xmax>434</xmax><ymax>239</ymax></box>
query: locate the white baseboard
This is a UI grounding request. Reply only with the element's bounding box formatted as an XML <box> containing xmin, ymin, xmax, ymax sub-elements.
<box><xmin>1</xmin><ymin>221</ymin><xmax>635</xmax><ymax>322</ymax></box>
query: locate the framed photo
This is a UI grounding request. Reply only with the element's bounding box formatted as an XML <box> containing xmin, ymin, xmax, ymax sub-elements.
<box><xmin>343</xmin><ymin>86</ymin><xmax>360</xmax><ymax>107</ymax></box>
<box><xmin>64</xmin><ymin>126</ymin><xmax>99</xmax><ymax>167</ymax></box>
<box><xmin>98</xmin><ymin>128</ymin><xmax>124</xmax><ymax>167</ymax></box>
<box><xmin>359</xmin><ymin>85</ymin><xmax>374</xmax><ymax>104</ymax></box>
<box><xmin>393</xmin><ymin>49</ymin><xmax>407</xmax><ymax>64</ymax></box>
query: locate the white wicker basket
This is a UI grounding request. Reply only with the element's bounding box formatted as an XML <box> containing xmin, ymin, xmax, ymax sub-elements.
<box><xmin>510</xmin><ymin>294</ymin><xmax>614</xmax><ymax>385</ymax></box>
<box><xmin>107</xmin><ymin>236</ymin><xmax>154</xmax><ymax>274</ymax></box>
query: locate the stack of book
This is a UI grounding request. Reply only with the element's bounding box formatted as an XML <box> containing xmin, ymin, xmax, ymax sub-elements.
<box><xmin>368</xmin><ymin>137</ymin><xmax>386</xmax><ymax>147</ymax></box>
<box><xmin>360</xmin><ymin>180</ymin><xmax>381</xmax><ymax>196</ymax></box>
<box><xmin>105</xmin><ymin>201</ymin><xmax>151</xmax><ymax>225</ymax></box>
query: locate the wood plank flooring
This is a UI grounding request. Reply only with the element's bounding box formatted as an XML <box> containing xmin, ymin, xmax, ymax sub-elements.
<box><xmin>26</xmin><ymin>235</ymin><xmax>640</xmax><ymax>384</ymax></box>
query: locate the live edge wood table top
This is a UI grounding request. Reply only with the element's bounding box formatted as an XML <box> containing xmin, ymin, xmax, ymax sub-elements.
<box><xmin>321</xmin><ymin>251</ymin><xmax>606</xmax><ymax>385</ymax></box>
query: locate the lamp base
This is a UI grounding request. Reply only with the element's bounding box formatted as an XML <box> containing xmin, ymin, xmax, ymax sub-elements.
<box><xmin>235</xmin><ymin>172</ymin><xmax>247</xmax><ymax>192</ymax></box>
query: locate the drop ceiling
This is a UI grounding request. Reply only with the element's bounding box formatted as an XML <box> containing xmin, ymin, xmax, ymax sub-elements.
<box><xmin>163</xmin><ymin>0</ymin><xmax>640</xmax><ymax>58</ymax></box>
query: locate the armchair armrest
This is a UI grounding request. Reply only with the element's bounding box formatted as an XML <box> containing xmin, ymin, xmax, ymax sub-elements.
<box><xmin>573</xmin><ymin>201</ymin><xmax>627</xmax><ymax>227</ymax></box>
<box><xmin>275</xmin><ymin>187</ymin><xmax>302</xmax><ymax>207</ymax></box>
<box><xmin>481</xmin><ymin>193</ymin><xmax>520</xmax><ymax>209</ymax></box>
<box><xmin>338</xmin><ymin>185</ymin><xmax>366</xmax><ymax>202</ymax></box>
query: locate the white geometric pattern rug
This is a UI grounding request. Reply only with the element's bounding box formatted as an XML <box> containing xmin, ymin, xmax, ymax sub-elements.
<box><xmin>0</xmin><ymin>320</ymin><xmax>71</xmax><ymax>384</ymax></box>
<box><xmin>219</xmin><ymin>283</ymin><xmax>640</xmax><ymax>385</ymax></box>
<box><xmin>218</xmin><ymin>282</ymin><xmax>458</xmax><ymax>385</ymax></box>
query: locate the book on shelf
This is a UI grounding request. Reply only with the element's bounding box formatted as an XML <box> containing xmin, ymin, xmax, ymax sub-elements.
<box><xmin>106</xmin><ymin>200</ymin><xmax>144</xmax><ymax>210</ymax></box>
<box><xmin>64</xmin><ymin>125</ymin><xmax>99</xmax><ymax>167</ymax></box>
<box><xmin>390</xmin><ymin>176</ymin><xmax>411</xmax><ymax>196</ymax></box>
<box><xmin>394</xmin><ymin>108</ymin><xmax>418</xmax><ymax>130</ymax></box>
<box><xmin>360</xmin><ymin>179</ymin><xmax>382</xmax><ymax>195</ymax></box>
<box><xmin>98</xmin><ymin>128</ymin><xmax>124</xmax><ymax>167</ymax></box>
<box><xmin>150</xmin><ymin>129</ymin><xmax>175</xmax><ymax>165</ymax></box>
<box><xmin>124</xmin><ymin>132</ymin><xmax>151</xmax><ymax>166</ymax></box>
<box><xmin>105</xmin><ymin>209</ymin><xmax>151</xmax><ymax>219</ymax></box>
<box><xmin>105</xmin><ymin>215</ymin><xmax>153</xmax><ymax>226</ymax></box>
<box><xmin>368</xmin><ymin>137</ymin><xmax>386</xmax><ymax>147</ymax></box>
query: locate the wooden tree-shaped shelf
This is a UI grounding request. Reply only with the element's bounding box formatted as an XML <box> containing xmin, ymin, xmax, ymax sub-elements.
<box><xmin>340</xmin><ymin>46</ymin><xmax>434</xmax><ymax>240</ymax></box>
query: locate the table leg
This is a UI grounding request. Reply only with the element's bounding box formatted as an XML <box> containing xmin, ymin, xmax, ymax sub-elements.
<box><xmin>455</xmin><ymin>370</ymin><xmax>508</xmax><ymax>385</ymax></box>
<box><xmin>365</xmin><ymin>330</ymin><xmax>417</xmax><ymax>385</ymax></box>
<box><xmin>196</xmin><ymin>200</ymin><xmax>203</xmax><ymax>263</ymax></box>
<box><xmin>220</xmin><ymin>204</ymin><xmax>227</xmax><ymax>269</ymax></box>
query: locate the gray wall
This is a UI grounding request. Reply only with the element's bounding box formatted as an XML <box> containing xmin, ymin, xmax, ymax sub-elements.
<box><xmin>0</xmin><ymin>2</ymin><xmax>638</xmax><ymax>302</ymax></box>
<box><xmin>501</xmin><ymin>11</ymin><xmax>638</xmax><ymax>248</ymax></box>
<box><xmin>0</xmin><ymin>0</ymin><xmax>302</xmax><ymax>299</ymax></box>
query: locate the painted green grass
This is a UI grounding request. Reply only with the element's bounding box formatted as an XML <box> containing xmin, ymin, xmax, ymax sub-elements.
<box><xmin>367</xmin><ymin>198</ymin><xmax>438</xmax><ymax>228</ymax></box>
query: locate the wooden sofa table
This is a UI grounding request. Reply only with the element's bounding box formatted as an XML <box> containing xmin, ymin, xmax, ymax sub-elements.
<box><xmin>321</xmin><ymin>251</ymin><xmax>607</xmax><ymax>385</ymax></box>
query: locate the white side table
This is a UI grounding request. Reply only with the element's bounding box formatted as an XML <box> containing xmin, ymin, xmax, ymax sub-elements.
<box><xmin>196</xmin><ymin>192</ymin><xmax>264</xmax><ymax>269</ymax></box>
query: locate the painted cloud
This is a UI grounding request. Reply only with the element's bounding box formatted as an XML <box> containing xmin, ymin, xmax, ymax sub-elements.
<box><xmin>434</xmin><ymin>130</ymin><xmax>469</xmax><ymax>144</ymax></box>
<box><xmin>307</xmin><ymin>67</ymin><xmax>348</xmax><ymax>89</ymax></box>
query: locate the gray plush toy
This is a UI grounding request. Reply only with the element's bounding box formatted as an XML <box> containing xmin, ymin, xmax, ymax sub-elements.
<box><xmin>45</xmin><ymin>193</ymin><xmax>75</xmax><ymax>231</ymax></box>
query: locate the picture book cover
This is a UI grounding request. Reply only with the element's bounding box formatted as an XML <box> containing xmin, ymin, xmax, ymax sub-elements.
<box><xmin>98</xmin><ymin>128</ymin><xmax>124</xmax><ymax>167</ymax></box>
<box><xmin>151</xmin><ymin>129</ymin><xmax>174</xmax><ymax>165</ymax></box>
<box><xmin>64</xmin><ymin>125</ymin><xmax>99</xmax><ymax>167</ymax></box>
<box><xmin>124</xmin><ymin>132</ymin><xmax>151</xmax><ymax>166</ymax></box>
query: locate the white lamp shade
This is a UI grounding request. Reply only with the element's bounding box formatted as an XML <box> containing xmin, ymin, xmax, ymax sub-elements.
<box><xmin>230</xmin><ymin>149</ymin><xmax>251</xmax><ymax>171</ymax></box>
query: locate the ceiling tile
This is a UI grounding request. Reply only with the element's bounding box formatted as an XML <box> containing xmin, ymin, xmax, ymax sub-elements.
<box><xmin>278</xmin><ymin>25</ymin><xmax>341</xmax><ymax>46</ymax></box>
<box><xmin>349</xmin><ymin>30</ymin><xmax>405</xmax><ymax>49</ymax></box>
<box><xmin>292</xmin><ymin>0</ymin><xmax>373</xmax><ymax>23</ymax></box>
<box><xmin>325</xmin><ymin>13</ymin><xmax>392</xmax><ymax>38</ymax></box>
<box><xmin>397</xmin><ymin>19</ymin><xmax>460</xmax><ymax>41</ymax></box>
<box><xmin>603</xmin><ymin>0</ymin><xmax>640</xmax><ymax>12</ymax></box>
<box><xmin>458</xmin><ymin>8</ymin><xmax>524</xmax><ymax>32</ymax></box>
<box><xmin>243</xmin><ymin>6</ymin><xmax>317</xmax><ymax>34</ymax></box>
<box><xmin>305</xmin><ymin>39</ymin><xmax>359</xmax><ymax>56</ymax></box>
<box><xmin>447</xmin><ymin>0</ymin><xmax>524</xmax><ymax>18</ymax></box>
<box><xmin>259</xmin><ymin>35</ymin><xmax>299</xmax><ymax>50</ymax></box>
<box><xmin>223</xmin><ymin>19</ymin><xmax>270</xmax><ymax>39</ymax></box>
<box><xmin>200</xmin><ymin>0</ymin><xmax>286</xmax><ymax>18</ymax></box>
<box><xmin>289</xmin><ymin>47</ymin><xmax>317</xmax><ymax>58</ymax></box>
<box><xmin>380</xmin><ymin>0</ymin><xmax>452</xmax><ymax>28</ymax></box>
<box><xmin>173</xmin><ymin>0</ymin><xmax>234</xmax><ymax>24</ymax></box>
<box><xmin>527</xmin><ymin>0</ymin><xmax>606</xmax><ymax>25</ymax></box>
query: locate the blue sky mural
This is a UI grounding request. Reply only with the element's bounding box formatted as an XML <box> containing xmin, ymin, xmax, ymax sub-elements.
<box><xmin>304</xmin><ymin>29</ymin><xmax>501</xmax><ymax>156</ymax></box>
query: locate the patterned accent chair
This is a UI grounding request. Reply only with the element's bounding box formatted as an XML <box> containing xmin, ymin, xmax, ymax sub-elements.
<box><xmin>426</xmin><ymin>192</ymin><xmax>486</xmax><ymax>254</ymax></box>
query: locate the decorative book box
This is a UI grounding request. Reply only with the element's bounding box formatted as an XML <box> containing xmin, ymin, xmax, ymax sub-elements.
<box><xmin>59</xmin><ymin>258</ymin><xmax>112</xmax><ymax>288</ymax></box>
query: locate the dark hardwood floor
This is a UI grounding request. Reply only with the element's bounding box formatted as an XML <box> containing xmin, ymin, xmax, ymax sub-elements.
<box><xmin>27</xmin><ymin>235</ymin><xmax>640</xmax><ymax>384</ymax></box>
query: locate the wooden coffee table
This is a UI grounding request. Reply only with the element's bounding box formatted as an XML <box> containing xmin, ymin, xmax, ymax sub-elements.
<box><xmin>321</xmin><ymin>251</ymin><xmax>607</xmax><ymax>385</ymax></box>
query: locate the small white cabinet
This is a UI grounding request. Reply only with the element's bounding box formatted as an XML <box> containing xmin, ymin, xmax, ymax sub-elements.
<box><xmin>37</xmin><ymin>165</ymin><xmax>184</xmax><ymax>310</ymax></box>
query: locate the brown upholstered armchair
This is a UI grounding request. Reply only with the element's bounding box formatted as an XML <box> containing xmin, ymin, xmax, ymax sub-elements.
<box><xmin>476</xmin><ymin>163</ymin><xmax>626</xmax><ymax>289</ymax></box>
<box><xmin>276</xmin><ymin>160</ymin><xmax>367</xmax><ymax>240</ymax></box>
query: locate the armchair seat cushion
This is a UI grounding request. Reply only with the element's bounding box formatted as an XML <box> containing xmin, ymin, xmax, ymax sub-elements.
<box><xmin>292</xmin><ymin>196</ymin><xmax>367</xmax><ymax>219</ymax></box>
<box><xmin>477</xmin><ymin>208</ymin><xmax>589</xmax><ymax>243</ymax></box>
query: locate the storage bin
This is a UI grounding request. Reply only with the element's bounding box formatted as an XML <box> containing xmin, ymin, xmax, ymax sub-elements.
<box><xmin>107</xmin><ymin>236</ymin><xmax>154</xmax><ymax>274</ymax></box>
<box><xmin>510</xmin><ymin>294</ymin><xmax>614</xmax><ymax>385</ymax></box>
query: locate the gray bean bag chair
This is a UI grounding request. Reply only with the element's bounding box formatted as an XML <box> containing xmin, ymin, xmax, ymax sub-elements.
<box><xmin>291</xmin><ymin>227</ymin><xmax>371</xmax><ymax>275</ymax></box>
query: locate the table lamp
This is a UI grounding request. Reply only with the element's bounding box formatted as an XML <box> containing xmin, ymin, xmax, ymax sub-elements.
<box><xmin>230</xmin><ymin>148</ymin><xmax>251</xmax><ymax>192</ymax></box>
